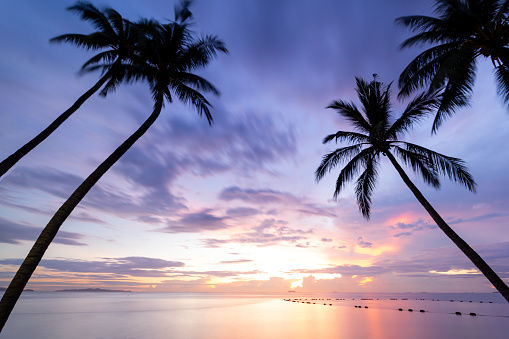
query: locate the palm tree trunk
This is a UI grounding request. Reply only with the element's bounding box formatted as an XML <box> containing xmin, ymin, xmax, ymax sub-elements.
<box><xmin>386</xmin><ymin>151</ymin><xmax>509</xmax><ymax>302</ymax></box>
<box><xmin>0</xmin><ymin>92</ymin><xmax>164</xmax><ymax>332</ymax></box>
<box><xmin>0</xmin><ymin>69</ymin><xmax>114</xmax><ymax>180</ymax></box>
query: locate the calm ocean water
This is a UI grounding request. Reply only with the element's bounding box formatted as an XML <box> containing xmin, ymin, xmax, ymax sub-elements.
<box><xmin>1</xmin><ymin>291</ymin><xmax>508</xmax><ymax>338</ymax></box>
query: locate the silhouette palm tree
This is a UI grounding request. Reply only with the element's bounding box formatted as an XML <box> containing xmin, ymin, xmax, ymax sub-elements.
<box><xmin>0</xmin><ymin>1</ymin><xmax>139</xmax><ymax>179</ymax></box>
<box><xmin>0</xmin><ymin>1</ymin><xmax>227</xmax><ymax>331</ymax></box>
<box><xmin>316</xmin><ymin>76</ymin><xmax>509</xmax><ymax>302</ymax></box>
<box><xmin>396</xmin><ymin>0</ymin><xmax>509</xmax><ymax>132</ymax></box>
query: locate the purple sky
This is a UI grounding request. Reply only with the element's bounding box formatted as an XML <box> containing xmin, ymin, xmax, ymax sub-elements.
<box><xmin>0</xmin><ymin>0</ymin><xmax>508</xmax><ymax>293</ymax></box>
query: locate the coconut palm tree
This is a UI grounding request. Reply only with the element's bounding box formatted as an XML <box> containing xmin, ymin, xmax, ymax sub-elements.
<box><xmin>0</xmin><ymin>2</ymin><xmax>227</xmax><ymax>331</ymax></box>
<box><xmin>0</xmin><ymin>1</ymin><xmax>140</xmax><ymax>179</ymax></box>
<box><xmin>396</xmin><ymin>0</ymin><xmax>509</xmax><ymax>132</ymax></box>
<box><xmin>315</xmin><ymin>76</ymin><xmax>509</xmax><ymax>302</ymax></box>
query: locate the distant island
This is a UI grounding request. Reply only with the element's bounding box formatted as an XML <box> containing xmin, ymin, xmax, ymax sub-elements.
<box><xmin>54</xmin><ymin>288</ymin><xmax>132</xmax><ymax>293</ymax></box>
<box><xmin>0</xmin><ymin>287</ymin><xmax>33</xmax><ymax>292</ymax></box>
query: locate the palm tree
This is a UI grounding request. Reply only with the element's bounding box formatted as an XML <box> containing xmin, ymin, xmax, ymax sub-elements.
<box><xmin>315</xmin><ymin>76</ymin><xmax>509</xmax><ymax>302</ymax></box>
<box><xmin>0</xmin><ymin>2</ymin><xmax>227</xmax><ymax>331</ymax></box>
<box><xmin>396</xmin><ymin>0</ymin><xmax>509</xmax><ymax>132</ymax></box>
<box><xmin>0</xmin><ymin>1</ymin><xmax>139</xmax><ymax>179</ymax></box>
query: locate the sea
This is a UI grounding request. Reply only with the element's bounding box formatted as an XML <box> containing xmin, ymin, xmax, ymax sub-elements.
<box><xmin>1</xmin><ymin>291</ymin><xmax>508</xmax><ymax>338</ymax></box>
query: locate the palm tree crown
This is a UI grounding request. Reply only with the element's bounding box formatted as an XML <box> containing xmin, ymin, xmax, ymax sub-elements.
<box><xmin>0</xmin><ymin>1</ymin><xmax>140</xmax><ymax>180</ymax></box>
<box><xmin>50</xmin><ymin>1</ymin><xmax>141</xmax><ymax>95</ymax></box>
<box><xmin>133</xmin><ymin>15</ymin><xmax>227</xmax><ymax>123</ymax></box>
<box><xmin>316</xmin><ymin>76</ymin><xmax>476</xmax><ymax>218</ymax></box>
<box><xmin>396</xmin><ymin>0</ymin><xmax>509</xmax><ymax>132</ymax></box>
<box><xmin>315</xmin><ymin>76</ymin><xmax>509</xmax><ymax>302</ymax></box>
<box><xmin>0</xmin><ymin>1</ymin><xmax>228</xmax><ymax>331</ymax></box>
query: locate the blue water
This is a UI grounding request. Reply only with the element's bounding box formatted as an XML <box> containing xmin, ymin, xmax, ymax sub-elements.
<box><xmin>1</xmin><ymin>292</ymin><xmax>508</xmax><ymax>338</ymax></box>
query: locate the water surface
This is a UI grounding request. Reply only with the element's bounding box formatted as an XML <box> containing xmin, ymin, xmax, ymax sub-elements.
<box><xmin>2</xmin><ymin>292</ymin><xmax>508</xmax><ymax>338</ymax></box>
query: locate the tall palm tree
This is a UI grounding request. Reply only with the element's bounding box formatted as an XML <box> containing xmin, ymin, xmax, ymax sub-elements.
<box><xmin>315</xmin><ymin>76</ymin><xmax>509</xmax><ymax>302</ymax></box>
<box><xmin>396</xmin><ymin>0</ymin><xmax>509</xmax><ymax>132</ymax></box>
<box><xmin>0</xmin><ymin>1</ymin><xmax>139</xmax><ymax>179</ymax></box>
<box><xmin>0</xmin><ymin>2</ymin><xmax>227</xmax><ymax>331</ymax></box>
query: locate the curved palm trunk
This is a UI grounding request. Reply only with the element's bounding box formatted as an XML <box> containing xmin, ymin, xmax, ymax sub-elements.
<box><xmin>386</xmin><ymin>151</ymin><xmax>509</xmax><ymax>302</ymax></box>
<box><xmin>0</xmin><ymin>92</ymin><xmax>164</xmax><ymax>331</ymax></box>
<box><xmin>0</xmin><ymin>68</ymin><xmax>114</xmax><ymax>180</ymax></box>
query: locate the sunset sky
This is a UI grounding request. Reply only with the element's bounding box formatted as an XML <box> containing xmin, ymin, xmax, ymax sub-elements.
<box><xmin>1</xmin><ymin>0</ymin><xmax>508</xmax><ymax>293</ymax></box>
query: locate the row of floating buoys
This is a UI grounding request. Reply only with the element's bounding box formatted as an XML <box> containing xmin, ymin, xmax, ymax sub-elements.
<box><xmin>455</xmin><ymin>312</ymin><xmax>477</xmax><ymax>316</ymax></box>
<box><xmin>286</xmin><ymin>298</ymin><xmax>483</xmax><ymax>315</ymax></box>
<box><xmin>398</xmin><ymin>308</ymin><xmax>424</xmax><ymax>312</ymax></box>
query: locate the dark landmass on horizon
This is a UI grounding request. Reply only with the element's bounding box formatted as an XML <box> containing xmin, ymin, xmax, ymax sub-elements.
<box><xmin>0</xmin><ymin>287</ymin><xmax>33</xmax><ymax>291</ymax></box>
<box><xmin>54</xmin><ymin>288</ymin><xmax>132</xmax><ymax>293</ymax></box>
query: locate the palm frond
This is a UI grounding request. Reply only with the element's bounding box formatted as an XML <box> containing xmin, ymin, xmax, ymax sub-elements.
<box><xmin>387</xmin><ymin>90</ymin><xmax>439</xmax><ymax>138</ymax></box>
<box><xmin>175</xmin><ymin>0</ymin><xmax>193</xmax><ymax>24</ymax></box>
<box><xmin>327</xmin><ymin>100</ymin><xmax>371</xmax><ymax>133</ymax></box>
<box><xmin>177</xmin><ymin>72</ymin><xmax>221</xmax><ymax>96</ymax></box>
<box><xmin>322</xmin><ymin>131</ymin><xmax>369</xmax><ymax>145</ymax></box>
<box><xmin>49</xmin><ymin>33</ymin><xmax>106</xmax><ymax>50</ymax></box>
<box><xmin>332</xmin><ymin>147</ymin><xmax>376</xmax><ymax>200</ymax></box>
<box><xmin>403</xmin><ymin>142</ymin><xmax>477</xmax><ymax>192</ymax></box>
<box><xmin>432</xmin><ymin>48</ymin><xmax>477</xmax><ymax>132</ymax></box>
<box><xmin>315</xmin><ymin>144</ymin><xmax>364</xmax><ymax>182</ymax></box>
<box><xmin>170</xmin><ymin>81</ymin><xmax>214</xmax><ymax>124</ymax></box>
<box><xmin>396</xmin><ymin>16</ymin><xmax>457</xmax><ymax>47</ymax></box>
<box><xmin>80</xmin><ymin>51</ymin><xmax>119</xmax><ymax>72</ymax></box>
<box><xmin>181</xmin><ymin>36</ymin><xmax>229</xmax><ymax>70</ymax></box>
<box><xmin>66</xmin><ymin>2</ymin><xmax>116</xmax><ymax>38</ymax></box>
<box><xmin>398</xmin><ymin>42</ymin><xmax>463</xmax><ymax>97</ymax></box>
<box><xmin>494</xmin><ymin>0</ymin><xmax>509</xmax><ymax>28</ymax></box>
<box><xmin>392</xmin><ymin>145</ymin><xmax>440</xmax><ymax>189</ymax></box>
<box><xmin>355</xmin><ymin>157</ymin><xmax>378</xmax><ymax>219</ymax></box>
<box><xmin>495</xmin><ymin>64</ymin><xmax>509</xmax><ymax>107</ymax></box>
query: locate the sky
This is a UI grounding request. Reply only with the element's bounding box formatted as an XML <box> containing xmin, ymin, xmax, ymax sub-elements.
<box><xmin>0</xmin><ymin>0</ymin><xmax>508</xmax><ymax>294</ymax></box>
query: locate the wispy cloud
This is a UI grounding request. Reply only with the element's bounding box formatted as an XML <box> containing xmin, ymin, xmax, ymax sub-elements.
<box><xmin>0</xmin><ymin>256</ymin><xmax>185</xmax><ymax>278</ymax></box>
<box><xmin>0</xmin><ymin>217</ymin><xmax>87</xmax><ymax>246</ymax></box>
<box><xmin>203</xmin><ymin>218</ymin><xmax>313</xmax><ymax>247</ymax></box>
<box><xmin>159</xmin><ymin>210</ymin><xmax>230</xmax><ymax>233</ymax></box>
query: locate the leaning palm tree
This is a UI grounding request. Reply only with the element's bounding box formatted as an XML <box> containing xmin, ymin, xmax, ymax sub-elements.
<box><xmin>396</xmin><ymin>0</ymin><xmax>509</xmax><ymax>132</ymax></box>
<box><xmin>0</xmin><ymin>2</ymin><xmax>227</xmax><ymax>331</ymax></box>
<box><xmin>316</xmin><ymin>76</ymin><xmax>509</xmax><ymax>302</ymax></box>
<box><xmin>0</xmin><ymin>1</ymin><xmax>139</xmax><ymax>179</ymax></box>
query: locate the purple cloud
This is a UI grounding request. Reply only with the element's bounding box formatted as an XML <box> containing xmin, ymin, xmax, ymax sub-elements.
<box><xmin>0</xmin><ymin>256</ymin><xmax>185</xmax><ymax>278</ymax></box>
<box><xmin>0</xmin><ymin>217</ymin><xmax>86</xmax><ymax>246</ymax></box>
<box><xmin>357</xmin><ymin>237</ymin><xmax>373</xmax><ymax>248</ymax></box>
<box><xmin>159</xmin><ymin>210</ymin><xmax>230</xmax><ymax>233</ymax></box>
<box><xmin>202</xmin><ymin>218</ymin><xmax>312</xmax><ymax>248</ymax></box>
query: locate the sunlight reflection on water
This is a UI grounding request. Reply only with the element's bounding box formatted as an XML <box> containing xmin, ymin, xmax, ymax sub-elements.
<box><xmin>2</xmin><ymin>292</ymin><xmax>508</xmax><ymax>339</ymax></box>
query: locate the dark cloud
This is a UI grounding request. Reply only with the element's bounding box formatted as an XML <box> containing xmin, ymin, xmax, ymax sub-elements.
<box><xmin>321</xmin><ymin>238</ymin><xmax>333</xmax><ymax>242</ymax></box>
<box><xmin>0</xmin><ymin>217</ymin><xmax>87</xmax><ymax>246</ymax></box>
<box><xmin>0</xmin><ymin>166</ymin><xmax>187</xmax><ymax>221</ymax></box>
<box><xmin>0</xmin><ymin>256</ymin><xmax>185</xmax><ymax>278</ymax></box>
<box><xmin>159</xmin><ymin>210</ymin><xmax>230</xmax><ymax>233</ymax></box>
<box><xmin>357</xmin><ymin>237</ymin><xmax>373</xmax><ymax>248</ymax></box>
<box><xmin>225</xmin><ymin>207</ymin><xmax>261</xmax><ymax>218</ymax></box>
<box><xmin>389</xmin><ymin>218</ymin><xmax>436</xmax><ymax>237</ymax></box>
<box><xmin>449</xmin><ymin>213</ymin><xmax>507</xmax><ymax>225</ymax></box>
<box><xmin>219</xmin><ymin>186</ymin><xmax>296</xmax><ymax>204</ymax></box>
<box><xmin>218</xmin><ymin>186</ymin><xmax>337</xmax><ymax>217</ymax></box>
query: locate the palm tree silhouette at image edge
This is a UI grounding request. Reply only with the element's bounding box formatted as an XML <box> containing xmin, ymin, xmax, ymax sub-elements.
<box><xmin>0</xmin><ymin>2</ymin><xmax>228</xmax><ymax>331</ymax></box>
<box><xmin>0</xmin><ymin>1</ymin><xmax>140</xmax><ymax>179</ymax></box>
<box><xmin>315</xmin><ymin>76</ymin><xmax>509</xmax><ymax>302</ymax></box>
<box><xmin>396</xmin><ymin>0</ymin><xmax>509</xmax><ymax>132</ymax></box>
